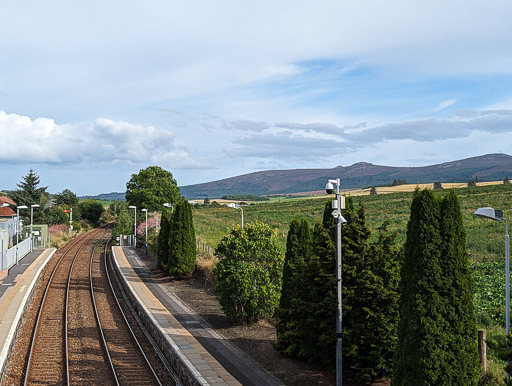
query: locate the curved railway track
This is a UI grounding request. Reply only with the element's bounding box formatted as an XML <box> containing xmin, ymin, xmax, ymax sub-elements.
<box><xmin>21</xmin><ymin>227</ymin><xmax>174</xmax><ymax>385</ymax></box>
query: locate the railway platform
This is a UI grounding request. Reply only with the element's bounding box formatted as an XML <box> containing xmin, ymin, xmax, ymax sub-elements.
<box><xmin>112</xmin><ymin>246</ymin><xmax>283</xmax><ymax>386</ymax></box>
<box><xmin>0</xmin><ymin>248</ymin><xmax>56</xmax><ymax>377</ymax></box>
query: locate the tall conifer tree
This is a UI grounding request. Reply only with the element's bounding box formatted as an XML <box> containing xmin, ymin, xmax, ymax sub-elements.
<box><xmin>168</xmin><ymin>199</ymin><xmax>197</xmax><ymax>278</ymax></box>
<box><xmin>275</xmin><ymin>217</ymin><xmax>312</xmax><ymax>356</ymax></box>
<box><xmin>393</xmin><ymin>189</ymin><xmax>478</xmax><ymax>385</ymax></box>
<box><xmin>438</xmin><ymin>190</ymin><xmax>479</xmax><ymax>384</ymax></box>
<box><xmin>157</xmin><ymin>207</ymin><xmax>171</xmax><ymax>269</ymax></box>
<box><xmin>393</xmin><ymin>189</ymin><xmax>444</xmax><ymax>385</ymax></box>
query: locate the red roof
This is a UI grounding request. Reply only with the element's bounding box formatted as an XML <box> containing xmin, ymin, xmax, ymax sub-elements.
<box><xmin>0</xmin><ymin>207</ymin><xmax>15</xmax><ymax>216</ymax></box>
<box><xmin>0</xmin><ymin>196</ymin><xmax>16</xmax><ymax>206</ymax></box>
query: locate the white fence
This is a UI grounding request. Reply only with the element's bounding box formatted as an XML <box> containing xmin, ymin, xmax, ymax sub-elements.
<box><xmin>1</xmin><ymin>238</ymin><xmax>32</xmax><ymax>271</ymax></box>
<box><xmin>117</xmin><ymin>234</ymin><xmax>135</xmax><ymax>247</ymax></box>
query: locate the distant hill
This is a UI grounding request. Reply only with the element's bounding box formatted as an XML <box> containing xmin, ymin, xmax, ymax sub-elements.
<box><xmin>180</xmin><ymin>153</ymin><xmax>512</xmax><ymax>198</ymax></box>
<box><xmin>79</xmin><ymin>192</ymin><xmax>126</xmax><ymax>201</ymax></box>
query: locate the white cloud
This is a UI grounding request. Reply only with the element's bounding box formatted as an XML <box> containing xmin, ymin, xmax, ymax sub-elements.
<box><xmin>0</xmin><ymin>111</ymin><xmax>211</xmax><ymax>169</ymax></box>
<box><xmin>433</xmin><ymin>99</ymin><xmax>456</xmax><ymax>111</ymax></box>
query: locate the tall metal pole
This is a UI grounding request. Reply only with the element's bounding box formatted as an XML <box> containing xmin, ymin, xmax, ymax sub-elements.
<box><xmin>69</xmin><ymin>208</ymin><xmax>73</xmax><ymax>236</ymax></box>
<box><xmin>335</xmin><ymin>178</ymin><xmax>342</xmax><ymax>386</ymax></box>
<box><xmin>144</xmin><ymin>210</ymin><xmax>148</xmax><ymax>255</ymax></box>
<box><xmin>240</xmin><ymin>207</ymin><xmax>244</xmax><ymax>228</ymax></box>
<box><xmin>30</xmin><ymin>206</ymin><xmax>34</xmax><ymax>252</ymax></box>
<box><xmin>16</xmin><ymin>208</ymin><xmax>20</xmax><ymax>264</ymax></box>
<box><xmin>506</xmin><ymin>218</ymin><xmax>510</xmax><ymax>336</ymax></box>
<box><xmin>505</xmin><ymin>218</ymin><xmax>510</xmax><ymax>382</ymax></box>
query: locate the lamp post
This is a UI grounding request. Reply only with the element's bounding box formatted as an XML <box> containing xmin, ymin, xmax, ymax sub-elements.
<box><xmin>128</xmin><ymin>205</ymin><xmax>137</xmax><ymax>248</ymax></box>
<box><xmin>141</xmin><ymin>209</ymin><xmax>148</xmax><ymax>255</ymax></box>
<box><xmin>30</xmin><ymin>204</ymin><xmax>40</xmax><ymax>252</ymax></box>
<box><xmin>163</xmin><ymin>203</ymin><xmax>174</xmax><ymax>212</ymax></box>
<box><xmin>69</xmin><ymin>207</ymin><xmax>73</xmax><ymax>236</ymax></box>
<box><xmin>16</xmin><ymin>205</ymin><xmax>28</xmax><ymax>264</ymax></box>
<box><xmin>474</xmin><ymin>206</ymin><xmax>509</xmax><ymax>379</ymax></box>
<box><xmin>325</xmin><ymin>178</ymin><xmax>347</xmax><ymax>386</ymax></box>
<box><xmin>0</xmin><ymin>204</ymin><xmax>9</xmax><ymax>268</ymax></box>
<box><xmin>226</xmin><ymin>203</ymin><xmax>244</xmax><ymax>228</ymax></box>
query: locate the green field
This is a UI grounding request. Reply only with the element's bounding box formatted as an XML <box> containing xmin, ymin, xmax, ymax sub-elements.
<box><xmin>193</xmin><ymin>183</ymin><xmax>512</xmax><ymax>329</ymax></box>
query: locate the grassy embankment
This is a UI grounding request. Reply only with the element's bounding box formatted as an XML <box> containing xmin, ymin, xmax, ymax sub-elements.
<box><xmin>193</xmin><ymin>182</ymin><xmax>512</xmax><ymax>380</ymax></box>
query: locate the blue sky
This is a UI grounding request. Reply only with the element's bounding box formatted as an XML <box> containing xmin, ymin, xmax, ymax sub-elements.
<box><xmin>1</xmin><ymin>0</ymin><xmax>512</xmax><ymax>195</ymax></box>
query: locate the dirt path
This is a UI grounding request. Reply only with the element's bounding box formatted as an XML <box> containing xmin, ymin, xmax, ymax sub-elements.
<box><xmin>139</xmin><ymin>252</ymin><xmax>390</xmax><ymax>385</ymax></box>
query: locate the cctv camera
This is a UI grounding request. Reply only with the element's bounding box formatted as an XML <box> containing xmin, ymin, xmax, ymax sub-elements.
<box><xmin>325</xmin><ymin>182</ymin><xmax>334</xmax><ymax>194</ymax></box>
<box><xmin>339</xmin><ymin>214</ymin><xmax>347</xmax><ymax>225</ymax></box>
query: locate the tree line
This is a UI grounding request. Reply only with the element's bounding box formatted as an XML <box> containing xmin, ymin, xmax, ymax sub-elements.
<box><xmin>6</xmin><ymin>169</ymin><xmax>105</xmax><ymax>229</ymax></box>
<box><xmin>116</xmin><ymin>166</ymin><xmax>486</xmax><ymax>384</ymax></box>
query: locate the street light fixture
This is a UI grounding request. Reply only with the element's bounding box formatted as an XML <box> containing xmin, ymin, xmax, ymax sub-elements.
<box><xmin>227</xmin><ymin>203</ymin><xmax>244</xmax><ymax>228</ymax></box>
<box><xmin>474</xmin><ymin>206</ymin><xmax>509</xmax><ymax>380</ymax></box>
<box><xmin>30</xmin><ymin>204</ymin><xmax>40</xmax><ymax>252</ymax></box>
<box><xmin>141</xmin><ymin>209</ymin><xmax>148</xmax><ymax>255</ymax></box>
<box><xmin>325</xmin><ymin>178</ymin><xmax>347</xmax><ymax>386</ymax></box>
<box><xmin>128</xmin><ymin>205</ymin><xmax>137</xmax><ymax>248</ymax></box>
<box><xmin>16</xmin><ymin>205</ymin><xmax>28</xmax><ymax>264</ymax></box>
<box><xmin>163</xmin><ymin>203</ymin><xmax>174</xmax><ymax>212</ymax></box>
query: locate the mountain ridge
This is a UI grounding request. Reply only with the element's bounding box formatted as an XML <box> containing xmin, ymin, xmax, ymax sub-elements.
<box><xmin>180</xmin><ymin>153</ymin><xmax>512</xmax><ymax>198</ymax></box>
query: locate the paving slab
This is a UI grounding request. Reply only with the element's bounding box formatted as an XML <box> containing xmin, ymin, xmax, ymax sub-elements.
<box><xmin>0</xmin><ymin>248</ymin><xmax>56</xmax><ymax>379</ymax></box>
<box><xmin>113</xmin><ymin>246</ymin><xmax>283</xmax><ymax>386</ymax></box>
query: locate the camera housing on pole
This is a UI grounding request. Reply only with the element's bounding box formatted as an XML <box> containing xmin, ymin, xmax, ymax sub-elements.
<box><xmin>326</xmin><ymin>178</ymin><xmax>346</xmax><ymax>386</ymax></box>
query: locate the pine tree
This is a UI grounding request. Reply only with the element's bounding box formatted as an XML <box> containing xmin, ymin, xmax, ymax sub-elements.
<box><xmin>157</xmin><ymin>207</ymin><xmax>172</xmax><ymax>269</ymax></box>
<box><xmin>275</xmin><ymin>217</ymin><xmax>312</xmax><ymax>355</ymax></box>
<box><xmin>168</xmin><ymin>199</ymin><xmax>197</xmax><ymax>278</ymax></box>
<box><xmin>438</xmin><ymin>190</ymin><xmax>479</xmax><ymax>384</ymax></box>
<box><xmin>10</xmin><ymin>169</ymin><xmax>49</xmax><ymax>223</ymax></box>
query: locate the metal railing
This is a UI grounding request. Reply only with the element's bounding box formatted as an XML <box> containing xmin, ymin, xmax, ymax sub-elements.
<box><xmin>1</xmin><ymin>237</ymin><xmax>31</xmax><ymax>271</ymax></box>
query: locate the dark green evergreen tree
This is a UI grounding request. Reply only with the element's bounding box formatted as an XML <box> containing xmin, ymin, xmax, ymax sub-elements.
<box><xmin>280</xmin><ymin>198</ymin><xmax>400</xmax><ymax>382</ymax></box>
<box><xmin>157</xmin><ymin>207</ymin><xmax>172</xmax><ymax>269</ymax></box>
<box><xmin>393</xmin><ymin>188</ymin><xmax>478</xmax><ymax>385</ymax></box>
<box><xmin>275</xmin><ymin>217</ymin><xmax>312</xmax><ymax>356</ymax></box>
<box><xmin>295</xmin><ymin>220</ymin><xmax>336</xmax><ymax>365</ymax></box>
<box><xmin>168</xmin><ymin>199</ymin><xmax>196</xmax><ymax>278</ymax></box>
<box><xmin>393</xmin><ymin>189</ymin><xmax>443</xmax><ymax>385</ymax></box>
<box><xmin>438</xmin><ymin>190</ymin><xmax>479</xmax><ymax>384</ymax></box>
<box><xmin>9</xmin><ymin>169</ymin><xmax>49</xmax><ymax>223</ymax></box>
<box><xmin>358</xmin><ymin>221</ymin><xmax>400</xmax><ymax>380</ymax></box>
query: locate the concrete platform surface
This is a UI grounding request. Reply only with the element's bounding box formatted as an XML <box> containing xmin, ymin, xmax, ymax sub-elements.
<box><xmin>0</xmin><ymin>248</ymin><xmax>56</xmax><ymax>377</ymax></box>
<box><xmin>113</xmin><ymin>246</ymin><xmax>283</xmax><ymax>386</ymax></box>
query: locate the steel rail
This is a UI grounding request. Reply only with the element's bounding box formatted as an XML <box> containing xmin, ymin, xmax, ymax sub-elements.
<box><xmin>66</xmin><ymin>226</ymin><xmax>109</xmax><ymax>384</ymax></box>
<box><xmin>23</xmin><ymin>229</ymin><xmax>104</xmax><ymax>386</ymax></box>
<box><xmin>101</xmin><ymin>238</ymin><xmax>165</xmax><ymax>385</ymax></box>
<box><xmin>88</xmin><ymin>230</ymin><xmax>121</xmax><ymax>385</ymax></box>
<box><xmin>106</xmin><ymin>246</ymin><xmax>181</xmax><ymax>385</ymax></box>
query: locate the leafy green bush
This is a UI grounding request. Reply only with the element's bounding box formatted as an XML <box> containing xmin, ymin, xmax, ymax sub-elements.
<box><xmin>78</xmin><ymin>198</ymin><xmax>104</xmax><ymax>226</ymax></box>
<box><xmin>214</xmin><ymin>220</ymin><xmax>284</xmax><ymax>324</ymax></box>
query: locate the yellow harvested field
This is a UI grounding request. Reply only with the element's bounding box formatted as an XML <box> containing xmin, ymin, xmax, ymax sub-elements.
<box><xmin>308</xmin><ymin>180</ymin><xmax>504</xmax><ymax>199</ymax></box>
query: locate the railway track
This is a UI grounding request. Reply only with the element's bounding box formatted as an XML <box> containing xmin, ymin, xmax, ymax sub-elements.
<box><xmin>20</xmin><ymin>227</ymin><xmax>175</xmax><ymax>385</ymax></box>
